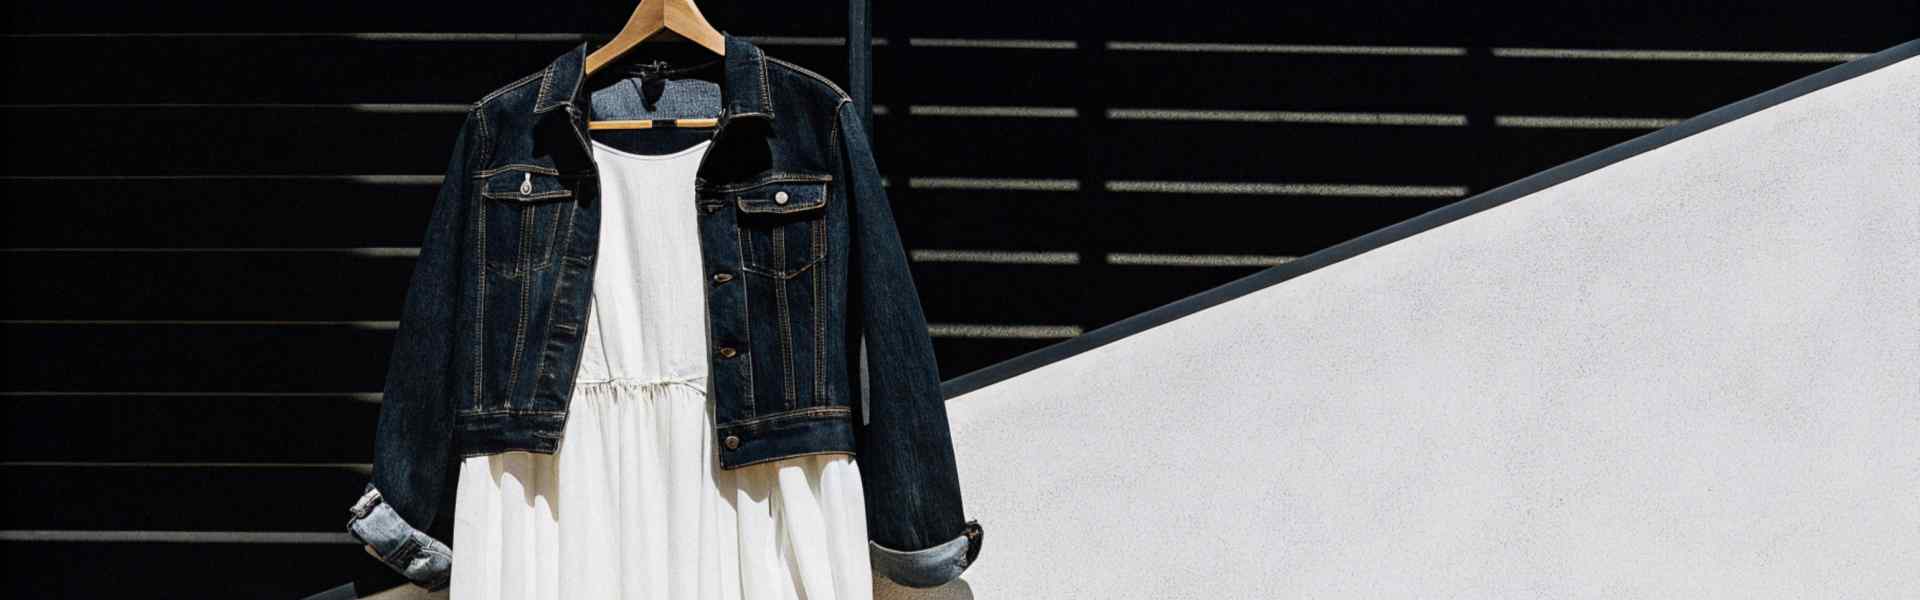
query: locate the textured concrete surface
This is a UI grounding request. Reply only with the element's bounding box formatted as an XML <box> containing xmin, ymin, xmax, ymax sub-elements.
<box><xmin>897</xmin><ymin>55</ymin><xmax>1919</xmax><ymax>598</ymax></box>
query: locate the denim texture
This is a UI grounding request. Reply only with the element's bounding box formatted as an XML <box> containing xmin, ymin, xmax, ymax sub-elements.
<box><xmin>350</xmin><ymin>32</ymin><xmax>977</xmax><ymax>590</ymax></box>
<box><xmin>346</xmin><ymin>482</ymin><xmax>452</xmax><ymax>592</ymax></box>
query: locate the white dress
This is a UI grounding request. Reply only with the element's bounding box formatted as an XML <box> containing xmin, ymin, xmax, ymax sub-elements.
<box><xmin>450</xmin><ymin>138</ymin><xmax>875</xmax><ymax>600</ymax></box>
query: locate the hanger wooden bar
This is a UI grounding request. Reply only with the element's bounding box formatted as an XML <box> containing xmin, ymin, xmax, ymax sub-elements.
<box><xmin>589</xmin><ymin>117</ymin><xmax>720</xmax><ymax>130</ymax></box>
<box><xmin>584</xmin><ymin>0</ymin><xmax>726</xmax><ymax>130</ymax></box>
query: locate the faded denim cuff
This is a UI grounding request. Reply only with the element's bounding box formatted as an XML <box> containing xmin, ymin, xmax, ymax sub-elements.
<box><xmin>868</xmin><ymin>520</ymin><xmax>983</xmax><ymax>588</ymax></box>
<box><xmin>346</xmin><ymin>482</ymin><xmax>452</xmax><ymax>592</ymax></box>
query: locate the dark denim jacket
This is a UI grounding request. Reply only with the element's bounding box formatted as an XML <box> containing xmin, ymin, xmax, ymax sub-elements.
<box><xmin>346</xmin><ymin>32</ymin><xmax>981</xmax><ymax>592</ymax></box>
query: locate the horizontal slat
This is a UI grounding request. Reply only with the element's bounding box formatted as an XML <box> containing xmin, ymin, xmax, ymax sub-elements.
<box><xmin>910</xmin><ymin>249</ymin><xmax>1082</xmax><ymax>264</ymax></box>
<box><xmin>1488</xmin><ymin>48</ymin><xmax>1866</xmax><ymax>62</ymax></box>
<box><xmin>1105</xmin><ymin>41</ymin><xmax>1465</xmax><ymax>56</ymax></box>
<box><xmin>1106</xmin><ymin>108</ymin><xmax>1465</xmax><ymax>126</ymax></box>
<box><xmin>1102</xmin><ymin>253</ymin><xmax>1297</xmax><ymax>267</ymax></box>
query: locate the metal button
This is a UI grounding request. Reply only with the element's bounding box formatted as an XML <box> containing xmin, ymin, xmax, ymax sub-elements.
<box><xmin>712</xmin><ymin>272</ymin><xmax>733</xmax><ymax>284</ymax></box>
<box><xmin>723</xmin><ymin>435</ymin><xmax>741</xmax><ymax>450</ymax></box>
<box><xmin>773</xmin><ymin>190</ymin><xmax>789</xmax><ymax>204</ymax></box>
<box><xmin>519</xmin><ymin>172</ymin><xmax>533</xmax><ymax>195</ymax></box>
<box><xmin>717</xmin><ymin>346</ymin><xmax>737</xmax><ymax>358</ymax></box>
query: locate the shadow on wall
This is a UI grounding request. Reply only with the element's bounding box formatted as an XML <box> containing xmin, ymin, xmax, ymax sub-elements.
<box><xmin>303</xmin><ymin>580</ymin><xmax>441</xmax><ymax>599</ymax></box>
<box><xmin>311</xmin><ymin>575</ymin><xmax>974</xmax><ymax>599</ymax></box>
<box><xmin>876</xmin><ymin>576</ymin><xmax>974</xmax><ymax>600</ymax></box>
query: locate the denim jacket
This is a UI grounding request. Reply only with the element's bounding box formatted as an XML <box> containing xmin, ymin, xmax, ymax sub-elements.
<box><xmin>346</xmin><ymin>32</ymin><xmax>981</xmax><ymax>592</ymax></box>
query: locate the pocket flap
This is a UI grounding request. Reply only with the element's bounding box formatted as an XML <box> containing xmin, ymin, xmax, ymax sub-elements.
<box><xmin>734</xmin><ymin>181</ymin><xmax>828</xmax><ymax>215</ymax></box>
<box><xmin>481</xmin><ymin>169</ymin><xmax>574</xmax><ymax>202</ymax></box>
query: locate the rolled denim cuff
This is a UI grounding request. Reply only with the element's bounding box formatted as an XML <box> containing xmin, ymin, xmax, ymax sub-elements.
<box><xmin>868</xmin><ymin>520</ymin><xmax>983</xmax><ymax>588</ymax></box>
<box><xmin>346</xmin><ymin>482</ymin><xmax>453</xmax><ymax>592</ymax></box>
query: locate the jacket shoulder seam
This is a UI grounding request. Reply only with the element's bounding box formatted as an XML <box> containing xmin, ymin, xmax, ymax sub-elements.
<box><xmin>471</xmin><ymin>105</ymin><xmax>493</xmax><ymax>173</ymax></box>
<box><xmin>766</xmin><ymin>56</ymin><xmax>852</xmax><ymax>103</ymax></box>
<box><xmin>829</xmin><ymin>97</ymin><xmax>847</xmax><ymax>166</ymax></box>
<box><xmin>473</xmin><ymin>70</ymin><xmax>547</xmax><ymax>109</ymax></box>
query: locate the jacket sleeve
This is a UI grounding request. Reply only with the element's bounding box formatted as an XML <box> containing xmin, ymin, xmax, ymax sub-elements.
<box><xmin>833</xmin><ymin>98</ymin><xmax>984</xmax><ymax>588</ymax></box>
<box><xmin>345</xmin><ymin>107</ymin><xmax>483</xmax><ymax>592</ymax></box>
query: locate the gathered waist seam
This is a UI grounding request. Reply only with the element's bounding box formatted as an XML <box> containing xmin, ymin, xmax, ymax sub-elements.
<box><xmin>573</xmin><ymin>374</ymin><xmax>708</xmax><ymax>393</ymax></box>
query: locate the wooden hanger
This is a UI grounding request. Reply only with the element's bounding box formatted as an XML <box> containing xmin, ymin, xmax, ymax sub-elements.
<box><xmin>584</xmin><ymin>0</ymin><xmax>727</xmax><ymax>130</ymax></box>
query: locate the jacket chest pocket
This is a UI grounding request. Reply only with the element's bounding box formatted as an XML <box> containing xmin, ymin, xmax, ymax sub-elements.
<box><xmin>479</xmin><ymin>169</ymin><xmax>574</xmax><ymax>276</ymax></box>
<box><xmin>729</xmin><ymin>177</ymin><xmax>830</xmax><ymax>279</ymax></box>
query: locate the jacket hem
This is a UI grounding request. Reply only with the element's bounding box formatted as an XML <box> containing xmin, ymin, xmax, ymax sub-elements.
<box><xmin>717</xmin><ymin>410</ymin><xmax>856</xmax><ymax>469</ymax></box>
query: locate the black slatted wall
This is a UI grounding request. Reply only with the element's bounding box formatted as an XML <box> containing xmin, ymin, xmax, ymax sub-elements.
<box><xmin>4</xmin><ymin>1</ymin><xmax>1915</xmax><ymax>596</ymax></box>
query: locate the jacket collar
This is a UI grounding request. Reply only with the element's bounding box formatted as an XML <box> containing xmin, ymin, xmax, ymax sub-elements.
<box><xmin>533</xmin><ymin>30</ymin><xmax>774</xmax><ymax>122</ymax></box>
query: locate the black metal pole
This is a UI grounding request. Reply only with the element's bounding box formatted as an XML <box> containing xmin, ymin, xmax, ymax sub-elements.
<box><xmin>847</xmin><ymin>0</ymin><xmax>873</xmax><ymax>134</ymax></box>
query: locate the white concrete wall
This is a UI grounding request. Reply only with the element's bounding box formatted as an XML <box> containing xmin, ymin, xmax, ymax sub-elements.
<box><xmin>896</xmin><ymin>55</ymin><xmax>1920</xmax><ymax>599</ymax></box>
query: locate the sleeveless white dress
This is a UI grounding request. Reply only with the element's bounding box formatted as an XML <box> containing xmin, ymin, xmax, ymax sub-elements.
<box><xmin>450</xmin><ymin>138</ymin><xmax>874</xmax><ymax>600</ymax></box>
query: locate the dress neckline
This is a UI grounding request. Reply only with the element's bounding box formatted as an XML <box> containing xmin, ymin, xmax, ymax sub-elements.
<box><xmin>590</xmin><ymin>138</ymin><xmax>713</xmax><ymax>162</ymax></box>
